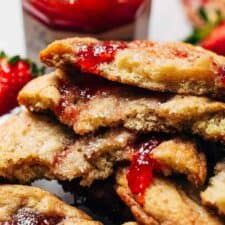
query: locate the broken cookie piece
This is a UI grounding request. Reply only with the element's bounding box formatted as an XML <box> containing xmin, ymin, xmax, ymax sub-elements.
<box><xmin>0</xmin><ymin>111</ymin><xmax>133</xmax><ymax>186</ymax></box>
<box><xmin>116</xmin><ymin>169</ymin><xmax>223</xmax><ymax>225</ymax></box>
<box><xmin>40</xmin><ymin>37</ymin><xmax>225</xmax><ymax>99</ymax></box>
<box><xmin>201</xmin><ymin>161</ymin><xmax>225</xmax><ymax>215</ymax></box>
<box><xmin>19</xmin><ymin>70</ymin><xmax>225</xmax><ymax>143</ymax></box>
<box><xmin>0</xmin><ymin>185</ymin><xmax>101</xmax><ymax>225</ymax></box>
<box><xmin>149</xmin><ymin>138</ymin><xmax>206</xmax><ymax>186</ymax></box>
<box><xmin>0</xmin><ymin>111</ymin><xmax>206</xmax><ymax>186</ymax></box>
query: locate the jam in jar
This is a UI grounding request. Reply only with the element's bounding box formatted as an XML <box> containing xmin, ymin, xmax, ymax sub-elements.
<box><xmin>22</xmin><ymin>0</ymin><xmax>151</xmax><ymax>62</ymax></box>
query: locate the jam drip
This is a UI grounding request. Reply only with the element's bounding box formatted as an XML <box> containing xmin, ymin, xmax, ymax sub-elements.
<box><xmin>0</xmin><ymin>208</ymin><xmax>62</xmax><ymax>225</ymax></box>
<box><xmin>217</xmin><ymin>65</ymin><xmax>225</xmax><ymax>84</ymax></box>
<box><xmin>54</xmin><ymin>81</ymin><xmax>80</xmax><ymax>124</ymax></box>
<box><xmin>54</xmin><ymin>75</ymin><xmax>119</xmax><ymax>124</ymax></box>
<box><xmin>77</xmin><ymin>41</ymin><xmax>127</xmax><ymax>74</ymax></box>
<box><xmin>127</xmin><ymin>138</ymin><xmax>162</xmax><ymax>203</ymax></box>
<box><xmin>212</xmin><ymin>60</ymin><xmax>225</xmax><ymax>85</ymax></box>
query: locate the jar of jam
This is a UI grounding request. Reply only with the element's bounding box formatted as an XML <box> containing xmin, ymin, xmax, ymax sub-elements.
<box><xmin>22</xmin><ymin>0</ymin><xmax>151</xmax><ymax>62</ymax></box>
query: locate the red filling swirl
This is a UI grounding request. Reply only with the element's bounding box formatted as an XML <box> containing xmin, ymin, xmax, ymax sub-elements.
<box><xmin>127</xmin><ymin>138</ymin><xmax>162</xmax><ymax>203</ymax></box>
<box><xmin>77</xmin><ymin>41</ymin><xmax>127</xmax><ymax>74</ymax></box>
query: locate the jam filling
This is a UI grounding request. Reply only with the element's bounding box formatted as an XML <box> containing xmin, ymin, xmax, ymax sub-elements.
<box><xmin>211</xmin><ymin>60</ymin><xmax>225</xmax><ymax>85</ymax></box>
<box><xmin>54</xmin><ymin>81</ymin><xmax>81</xmax><ymax>124</ymax></box>
<box><xmin>173</xmin><ymin>49</ymin><xmax>188</xmax><ymax>58</ymax></box>
<box><xmin>217</xmin><ymin>65</ymin><xmax>225</xmax><ymax>84</ymax></box>
<box><xmin>77</xmin><ymin>41</ymin><xmax>127</xmax><ymax>74</ymax></box>
<box><xmin>53</xmin><ymin>73</ymin><xmax>169</xmax><ymax>128</ymax></box>
<box><xmin>54</xmin><ymin>75</ymin><xmax>120</xmax><ymax>123</ymax></box>
<box><xmin>0</xmin><ymin>208</ymin><xmax>62</xmax><ymax>225</ymax></box>
<box><xmin>25</xmin><ymin>0</ymin><xmax>144</xmax><ymax>32</ymax></box>
<box><xmin>127</xmin><ymin>138</ymin><xmax>162</xmax><ymax>203</ymax></box>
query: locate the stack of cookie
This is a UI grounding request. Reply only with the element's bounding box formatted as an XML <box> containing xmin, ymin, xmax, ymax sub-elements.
<box><xmin>0</xmin><ymin>38</ymin><xmax>224</xmax><ymax>225</ymax></box>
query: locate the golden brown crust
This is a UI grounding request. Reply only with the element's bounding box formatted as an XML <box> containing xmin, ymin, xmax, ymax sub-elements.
<box><xmin>40</xmin><ymin>37</ymin><xmax>225</xmax><ymax>99</ymax></box>
<box><xmin>116</xmin><ymin>169</ymin><xmax>223</xmax><ymax>225</ymax></box>
<box><xmin>151</xmin><ymin>138</ymin><xmax>206</xmax><ymax>186</ymax></box>
<box><xmin>201</xmin><ymin>161</ymin><xmax>225</xmax><ymax>215</ymax></box>
<box><xmin>19</xmin><ymin>70</ymin><xmax>225</xmax><ymax>143</ymax></box>
<box><xmin>0</xmin><ymin>185</ymin><xmax>101</xmax><ymax>225</ymax></box>
<box><xmin>0</xmin><ymin>111</ymin><xmax>206</xmax><ymax>186</ymax></box>
<box><xmin>0</xmin><ymin>111</ymin><xmax>134</xmax><ymax>185</ymax></box>
<box><xmin>18</xmin><ymin>71</ymin><xmax>61</xmax><ymax>111</ymax></box>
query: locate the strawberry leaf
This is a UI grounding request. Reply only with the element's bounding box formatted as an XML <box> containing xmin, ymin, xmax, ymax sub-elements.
<box><xmin>30</xmin><ymin>62</ymin><xmax>46</xmax><ymax>77</ymax></box>
<box><xmin>185</xmin><ymin>10</ymin><xmax>224</xmax><ymax>44</ymax></box>
<box><xmin>185</xmin><ymin>24</ymin><xmax>215</xmax><ymax>44</ymax></box>
<box><xmin>186</xmin><ymin>4</ymin><xmax>224</xmax><ymax>44</ymax></box>
<box><xmin>8</xmin><ymin>56</ymin><xmax>21</xmax><ymax>64</ymax></box>
<box><xmin>0</xmin><ymin>51</ymin><xmax>45</xmax><ymax>76</ymax></box>
<box><xmin>0</xmin><ymin>51</ymin><xmax>6</xmax><ymax>58</ymax></box>
<box><xmin>198</xmin><ymin>7</ymin><xmax>208</xmax><ymax>22</ymax></box>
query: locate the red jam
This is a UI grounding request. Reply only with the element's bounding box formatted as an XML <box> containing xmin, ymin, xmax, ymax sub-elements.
<box><xmin>77</xmin><ymin>41</ymin><xmax>127</xmax><ymax>74</ymax></box>
<box><xmin>23</xmin><ymin>0</ymin><xmax>145</xmax><ymax>32</ymax></box>
<box><xmin>127</xmin><ymin>138</ymin><xmax>162</xmax><ymax>203</ymax></box>
<box><xmin>173</xmin><ymin>49</ymin><xmax>188</xmax><ymax>58</ymax></box>
<box><xmin>54</xmin><ymin>75</ymin><xmax>120</xmax><ymax>124</ymax></box>
<box><xmin>54</xmin><ymin>81</ymin><xmax>80</xmax><ymax>125</ymax></box>
<box><xmin>53</xmin><ymin>148</ymin><xmax>72</xmax><ymax>167</ymax></box>
<box><xmin>0</xmin><ymin>208</ymin><xmax>62</xmax><ymax>225</ymax></box>
<box><xmin>217</xmin><ymin>65</ymin><xmax>225</xmax><ymax>84</ymax></box>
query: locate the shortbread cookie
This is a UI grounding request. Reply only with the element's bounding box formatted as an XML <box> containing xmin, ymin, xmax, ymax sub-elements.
<box><xmin>0</xmin><ymin>111</ymin><xmax>206</xmax><ymax>186</ymax></box>
<box><xmin>116</xmin><ymin>169</ymin><xmax>223</xmax><ymax>225</ymax></box>
<box><xmin>19</xmin><ymin>70</ymin><xmax>225</xmax><ymax>143</ymax></box>
<box><xmin>0</xmin><ymin>185</ymin><xmax>101</xmax><ymax>225</ymax></box>
<box><xmin>201</xmin><ymin>161</ymin><xmax>225</xmax><ymax>215</ymax></box>
<box><xmin>40</xmin><ymin>37</ymin><xmax>225</xmax><ymax>99</ymax></box>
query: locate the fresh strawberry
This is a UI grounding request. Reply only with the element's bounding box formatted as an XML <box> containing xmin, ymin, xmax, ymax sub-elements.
<box><xmin>201</xmin><ymin>22</ymin><xmax>225</xmax><ymax>55</ymax></box>
<box><xmin>185</xmin><ymin>4</ymin><xmax>223</xmax><ymax>46</ymax></box>
<box><xmin>0</xmin><ymin>52</ymin><xmax>44</xmax><ymax>116</ymax></box>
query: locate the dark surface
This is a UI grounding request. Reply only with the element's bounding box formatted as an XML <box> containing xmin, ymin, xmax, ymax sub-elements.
<box><xmin>31</xmin><ymin>177</ymin><xmax>134</xmax><ymax>225</ymax></box>
<box><xmin>61</xmin><ymin>177</ymin><xmax>134</xmax><ymax>225</ymax></box>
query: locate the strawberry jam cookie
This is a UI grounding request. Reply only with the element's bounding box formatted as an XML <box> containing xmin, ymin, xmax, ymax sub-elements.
<box><xmin>0</xmin><ymin>185</ymin><xmax>101</xmax><ymax>225</ymax></box>
<box><xmin>0</xmin><ymin>111</ymin><xmax>206</xmax><ymax>186</ymax></box>
<box><xmin>40</xmin><ymin>37</ymin><xmax>225</xmax><ymax>99</ymax></box>
<box><xmin>19</xmin><ymin>70</ymin><xmax>225</xmax><ymax>143</ymax></box>
<box><xmin>116</xmin><ymin>169</ymin><xmax>223</xmax><ymax>225</ymax></box>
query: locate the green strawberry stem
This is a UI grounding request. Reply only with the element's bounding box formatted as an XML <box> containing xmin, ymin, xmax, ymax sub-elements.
<box><xmin>185</xmin><ymin>7</ymin><xmax>223</xmax><ymax>44</ymax></box>
<box><xmin>0</xmin><ymin>51</ymin><xmax>45</xmax><ymax>77</ymax></box>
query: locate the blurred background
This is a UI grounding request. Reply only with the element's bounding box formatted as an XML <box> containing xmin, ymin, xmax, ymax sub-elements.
<box><xmin>1</xmin><ymin>0</ymin><xmax>225</xmax><ymax>118</ymax></box>
<box><xmin>0</xmin><ymin>0</ymin><xmax>193</xmax><ymax>58</ymax></box>
<box><xmin>3</xmin><ymin>0</ymin><xmax>225</xmax><ymax>57</ymax></box>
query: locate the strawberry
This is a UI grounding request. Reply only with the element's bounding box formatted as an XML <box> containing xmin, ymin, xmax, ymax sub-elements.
<box><xmin>185</xmin><ymin>4</ymin><xmax>224</xmax><ymax>48</ymax></box>
<box><xmin>201</xmin><ymin>22</ymin><xmax>225</xmax><ymax>55</ymax></box>
<box><xmin>0</xmin><ymin>52</ymin><xmax>44</xmax><ymax>116</ymax></box>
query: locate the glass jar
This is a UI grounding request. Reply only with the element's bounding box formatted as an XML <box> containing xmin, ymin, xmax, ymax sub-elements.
<box><xmin>22</xmin><ymin>0</ymin><xmax>151</xmax><ymax>62</ymax></box>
